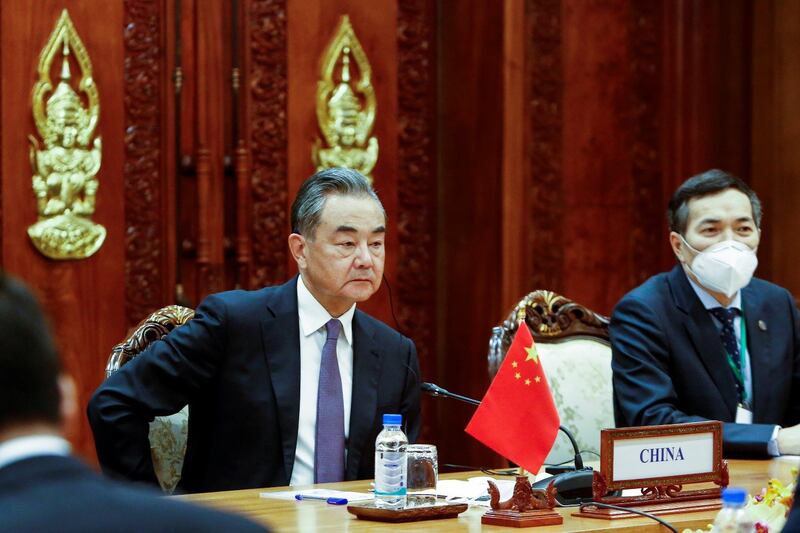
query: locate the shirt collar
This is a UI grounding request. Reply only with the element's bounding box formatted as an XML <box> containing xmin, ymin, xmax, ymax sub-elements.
<box><xmin>684</xmin><ymin>270</ymin><xmax>742</xmax><ymax>311</ymax></box>
<box><xmin>0</xmin><ymin>434</ymin><xmax>71</xmax><ymax>470</ymax></box>
<box><xmin>297</xmin><ymin>275</ymin><xmax>355</xmax><ymax>346</ymax></box>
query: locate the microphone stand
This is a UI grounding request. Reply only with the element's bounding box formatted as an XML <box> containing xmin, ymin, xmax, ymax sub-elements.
<box><xmin>421</xmin><ymin>382</ymin><xmax>585</xmax><ymax>472</ymax></box>
<box><xmin>421</xmin><ymin>382</ymin><xmax>480</xmax><ymax>406</ymax></box>
<box><xmin>421</xmin><ymin>381</ymin><xmax>598</xmax><ymax>505</ymax></box>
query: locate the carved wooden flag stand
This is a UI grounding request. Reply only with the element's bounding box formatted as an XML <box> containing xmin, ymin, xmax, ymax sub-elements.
<box><xmin>481</xmin><ymin>476</ymin><xmax>563</xmax><ymax>528</ymax></box>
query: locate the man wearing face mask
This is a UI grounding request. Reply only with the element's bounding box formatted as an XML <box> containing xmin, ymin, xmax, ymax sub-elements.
<box><xmin>611</xmin><ymin>169</ymin><xmax>800</xmax><ymax>457</ymax></box>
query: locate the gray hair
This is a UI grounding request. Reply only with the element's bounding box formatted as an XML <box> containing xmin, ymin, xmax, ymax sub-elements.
<box><xmin>291</xmin><ymin>167</ymin><xmax>385</xmax><ymax>238</ymax></box>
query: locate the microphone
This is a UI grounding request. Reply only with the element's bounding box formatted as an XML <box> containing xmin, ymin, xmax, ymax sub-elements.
<box><xmin>421</xmin><ymin>381</ymin><xmax>598</xmax><ymax>505</ymax></box>
<box><xmin>420</xmin><ymin>382</ymin><xmax>480</xmax><ymax>406</ymax></box>
<box><xmin>421</xmin><ymin>382</ymin><xmax>583</xmax><ymax>470</ymax></box>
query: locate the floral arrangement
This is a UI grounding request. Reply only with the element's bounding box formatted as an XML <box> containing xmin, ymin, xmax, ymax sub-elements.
<box><xmin>682</xmin><ymin>470</ymin><xmax>795</xmax><ymax>533</ymax></box>
<box><xmin>745</xmin><ymin>476</ymin><xmax>795</xmax><ymax>532</ymax></box>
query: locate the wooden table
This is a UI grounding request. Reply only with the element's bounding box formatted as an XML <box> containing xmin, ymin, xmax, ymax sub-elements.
<box><xmin>181</xmin><ymin>457</ymin><xmax>799</xmax><ymax>532</ymax></box>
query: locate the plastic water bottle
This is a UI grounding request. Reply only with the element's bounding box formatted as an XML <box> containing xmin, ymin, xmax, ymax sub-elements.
<box><xmin>374</xmin><ymin>413</ymin><xmax>408</xmax><ymax>509</ymax></box>
<box><xmin>487</xmin><ymin>326</ymin><xmax>504</xmax><ymax>378</ymax></box>
<box><xmin>713</xmin><ymin>487</ymin><xmax>755</xmax><ymax>532</ymax></box>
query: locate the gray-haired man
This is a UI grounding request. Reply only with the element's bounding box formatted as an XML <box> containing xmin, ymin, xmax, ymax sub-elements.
<box><xmin>89</xmin><ymin>168</ymin><xmax>421</xmax><ymax>493</ymax></box>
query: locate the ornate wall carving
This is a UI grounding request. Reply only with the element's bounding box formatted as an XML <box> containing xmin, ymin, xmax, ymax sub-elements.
<box><xmin>247</xmin><ymin>0</ymin><xmax>288</xmax><ymax>288</ymax></box>
<box><xmin>397</xmin><ymin>0</ymin><xmax>437</xmax><ymax>444</ymax></box>
<box><xmin>628</xmin><ymin>0</ymin><xmax>662</xmax><ymax>285</ymax></box>
<box><xmin>124</xmin><ymin>0</ymin><xmax>165</xmax><ymax>326</ymax></box>
<box><xmin>525</xmin><ymin>0</ymin><xmax>564</xmax><ymax>291</ymax></box>
<box><xmin>397</xmin><ymin>0</ymin><xmax>436</xmax><ymax>383</ymax></box>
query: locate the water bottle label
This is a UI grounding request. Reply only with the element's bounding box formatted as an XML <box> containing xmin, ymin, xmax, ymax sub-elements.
<box><xmin>374</xmin><ymin>450</ymin><xmax>407</xmax><ymax>497</ymax></box>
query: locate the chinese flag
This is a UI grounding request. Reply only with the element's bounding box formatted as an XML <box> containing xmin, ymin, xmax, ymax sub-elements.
<box><xmin>465</xmin><ymin>324</ymin><xmax>560</xmax><ymax>473</ymax></box>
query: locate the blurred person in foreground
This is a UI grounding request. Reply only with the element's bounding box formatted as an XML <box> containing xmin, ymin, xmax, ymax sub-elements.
<box><xmin>0</xmin><ymin>274</ymin><xmax>267</xmax><ymax>532</ymax></box>
<box><xmin>611</xmin><ymin>169</ymin><xmax>800</xmax><ymax>457</ymax></box>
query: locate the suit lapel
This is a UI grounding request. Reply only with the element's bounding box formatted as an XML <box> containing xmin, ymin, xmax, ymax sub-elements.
<box><xmin>346</xmin><ymin>311</ymin><xmax>381</xmax><ymax>479</ymax></box>
<box><xmin>261</xmin><ymin>277</ymin><xmax>302</xmax><ymax>483</ymax></box>
<box><xmin>669</xmin><ymin>267</ymin><xmax>738</xmax><ymax>418</ymax></box>
<box><xmin>742</xmin><ymin>285</ymin><xmax>772</xmax><ymax>422</ymax></box>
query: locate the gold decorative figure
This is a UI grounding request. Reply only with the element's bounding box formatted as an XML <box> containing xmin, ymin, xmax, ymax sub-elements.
<box><xmin>313</xmin><ymin>15</ymin><xmax>378</xmax><ymax>181</ymax></box>
<box><xmin>28</xmin><ymin>9</ymin><xmax>104</xmax><ymax>260</ymax></box>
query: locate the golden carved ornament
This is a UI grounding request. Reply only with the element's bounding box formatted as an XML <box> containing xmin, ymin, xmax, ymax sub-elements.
<box><xmin>313</xmin><ymin>15</ymin><xmax>378</xmax><ymax>182</ymax></box>
<box><xmin>505</xmin><ymin>290</ymin><xmax>610</xmax><ymax>338</ymax></box>
<box><xmin>28</xmin><ymin>9</ymin><xmax>105</xmax><ymax>260</ymax></box>
<box><xmin>106</xmin><ymin>305</ymin><xmax>196</xmax><ymax>377</ymax></box>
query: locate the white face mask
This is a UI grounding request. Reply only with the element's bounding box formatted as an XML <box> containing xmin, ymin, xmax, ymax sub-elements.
<box><xmin>680</xmin><ymin>237</ymin><xmax>758</xmax><ymax>298</ymax></box>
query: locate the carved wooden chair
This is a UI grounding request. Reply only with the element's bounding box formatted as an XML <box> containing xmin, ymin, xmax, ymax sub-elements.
<box><xmin>106</xmin><ymin>305</ymin><xmax>195</xmax><ymax>494</ymax></box>
<box><xmin>488</xmin><ymin>291</ymin><xmax>612</xmax><ymax>465</ymax></box>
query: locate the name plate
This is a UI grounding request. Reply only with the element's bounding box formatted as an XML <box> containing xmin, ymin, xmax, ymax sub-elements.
<box><xmin>600</xmin><ymin>420</ymin><xmax>723</xmax><ymax>491</ymax></box>
<box><xmin>574</xmin><ymin>421</ymin><xmax>726</xmax><ymax>520</ymax></box>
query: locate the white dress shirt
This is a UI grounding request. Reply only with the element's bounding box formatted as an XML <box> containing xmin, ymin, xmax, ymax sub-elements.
<box><xmin>686</xmin><ymin>273</ymin><xmax>780</xmax><ymax>455</ymax></box>
<box><xmin>0</xmin><ymin>434</ymin><xmax>71</xmax><ymax>471</ymax></box>
<box><xmin>289</xmin><ymin>275</ymin><xmax>355</xmax><ymax>486</ymax></box>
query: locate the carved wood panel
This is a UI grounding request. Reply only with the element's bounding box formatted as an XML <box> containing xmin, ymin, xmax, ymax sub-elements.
<box><xmin>397</xmin><ymin>0</ymin><xmax>437</xmax><ymax>439</ymax></box>
<box><xmin>524</xmin><ymin>0</ymin><xmax>564</xmax><ymax>293</ymax></box>
<box><xmin>124</xmin><ymin>0</ymin><xmax>169</xmax><ymax>327</ymax></box>
<box><xmin>246</xmin><ymin>0</ymin><xmax>288</xmax><ymax>289</ymax></box>
<box><xmin>521</xmin><ymin>0</ymin><xmax>685</xmax><ymax>316</ymax></box>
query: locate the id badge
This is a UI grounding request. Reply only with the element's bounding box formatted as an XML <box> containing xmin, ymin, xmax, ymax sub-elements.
<box><xmin>735</xmin><ymin>404</ymin><xmax>753</xmax><ymax>424</ymax></box>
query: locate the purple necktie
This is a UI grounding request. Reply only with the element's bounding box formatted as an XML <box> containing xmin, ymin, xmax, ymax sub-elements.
<box><xmin>314</xmin><ymin>318</ymin><xmax>345</xmax><ymax>483</ymax></box>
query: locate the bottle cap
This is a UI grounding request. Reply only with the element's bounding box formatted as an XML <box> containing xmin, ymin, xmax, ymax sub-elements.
<box><xmin>721</xmin><ymin>487</ymin><xmax>747</xmax><ymax>505</ymax></box>
<box><xmin>382</xmin><ymin>413</ymin><xmax>402</xmax><ymax>425</ymax></box>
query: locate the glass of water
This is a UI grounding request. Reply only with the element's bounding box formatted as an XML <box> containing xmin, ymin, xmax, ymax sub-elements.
<box><xmin>406</xmin><ymin>444</ymin><xmax>437</xmax><ymax>498</ymax></box>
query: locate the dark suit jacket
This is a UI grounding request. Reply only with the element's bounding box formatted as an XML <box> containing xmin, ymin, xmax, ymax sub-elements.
<box><xmin>610</xmin><ymin>265</ymin><xmax>800</xmax><ymax>457</ymax></box>
<box><xmin>0</xmin><ymin>454</ymin><xmax>266</xmax><ymax>532</ymax></box>
<box><xmin>87</xmin><ymin>277</ymin><xmax>421</xmax><ymax>493</ymax></box>
<box><xmin>785</xmin><ymin>479</ymin><xmax>800</xmax><ymax>532</ymax></box>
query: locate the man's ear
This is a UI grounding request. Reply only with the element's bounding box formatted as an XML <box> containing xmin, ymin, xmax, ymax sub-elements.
<box><xmin>57</xmin><ymin>374</ymin><xmax>78</xmax><ymax>441</ymax></box>
<box><xmin>288</xmin><ymin>233</ymin><xmax>307</xmax><ymax>269</ymax></box>
<box><xmin>669</xmin><ymin>231</ymin><xmax>687</xmax><ymax>264</ymax></box>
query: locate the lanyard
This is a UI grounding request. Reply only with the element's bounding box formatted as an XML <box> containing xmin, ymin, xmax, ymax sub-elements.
<box><xmin>723</xmin><ymin>313</ymin><xmax>748</xmax><ymax>405</ymax></box>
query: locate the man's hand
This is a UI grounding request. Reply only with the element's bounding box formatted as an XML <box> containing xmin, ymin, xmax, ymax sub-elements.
<box><xmin>777</xmin><ymin>424</ymin><xmax>800</xmax><ymax>455</ymax></box>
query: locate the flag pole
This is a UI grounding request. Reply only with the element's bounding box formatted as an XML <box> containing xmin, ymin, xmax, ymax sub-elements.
<box><xmin>516</xmin><ymin>304</ymin><xmax>527</xmax><ymax>478</ymax></box>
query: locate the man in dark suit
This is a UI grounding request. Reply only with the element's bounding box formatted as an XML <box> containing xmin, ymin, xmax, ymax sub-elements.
<box><xmin>611</xmin><ymin>169</ymin><xmax>800</xmax><ymax>457</ymax></box>
<box><xmin>0</xmin><ymin>274</ymin><xmax>266</xmax><ymax>532</ymax></box>
<box><xmin>88</xmin><ymin>167</ymin><xmax>421</xmax><ymax>492</ymax></box>
<box><xmin>785</xmin><ymin>482</ymin><xmax>800</xmax><ymax>532</ymax></box>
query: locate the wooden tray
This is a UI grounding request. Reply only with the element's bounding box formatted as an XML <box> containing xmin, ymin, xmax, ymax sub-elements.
<box><xmin>347</xmin><ymin>497</ymin><xmax>468</xmax><ymax>523</ymax></box>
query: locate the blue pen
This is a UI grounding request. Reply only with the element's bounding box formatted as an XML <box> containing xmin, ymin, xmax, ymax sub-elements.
<box><xmin>294</xmin><ymin>494</ymin><xmax>348</xmax><ymax>505</ymax></box>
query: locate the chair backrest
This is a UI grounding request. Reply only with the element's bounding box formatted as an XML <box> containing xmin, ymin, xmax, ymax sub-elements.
<box><xmin>106</xmin><ymin>305</ymin><xmax>195</xmax><ymax>493</ymax></box>
<box><xmin>107</xmin><ymin>305</ymin><xmax>195</xmax><ymax>376</ymax></box>
<box><xmin>488</xmin><ymin>290</ymin><xmax>612</xmax><ymax>466</ymax></box>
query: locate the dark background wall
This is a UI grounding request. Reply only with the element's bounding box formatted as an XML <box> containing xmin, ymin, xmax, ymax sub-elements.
<box><xmin>1</xmin><ymin>0</ymin><xmax>797</xmax><ymax>471</ymax></box>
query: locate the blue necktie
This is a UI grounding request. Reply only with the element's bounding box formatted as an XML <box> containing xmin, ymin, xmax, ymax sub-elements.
<box><xmin>314</xmin><ymin>319</ymin><xmax>345</xmax><ymax>483</ymax></box>
<box><xmin>709</xmin><ymin>307</ymin><xmax>744</xmax><ymax>403</ymax></box>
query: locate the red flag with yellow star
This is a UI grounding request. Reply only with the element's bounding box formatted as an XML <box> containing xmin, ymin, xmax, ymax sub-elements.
<box><xmin>465</xmin><ymin>324</ymin><xmax>560</xmax><ymax>473</ymax></box>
